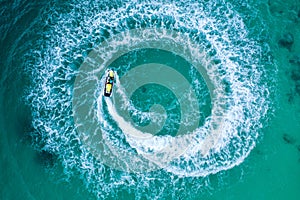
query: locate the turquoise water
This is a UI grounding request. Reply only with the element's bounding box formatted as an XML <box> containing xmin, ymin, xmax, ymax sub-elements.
<box><xmin>1</xmin><ymin>0</ymin><xmax>300</xmax><ymax>199</ymax></box>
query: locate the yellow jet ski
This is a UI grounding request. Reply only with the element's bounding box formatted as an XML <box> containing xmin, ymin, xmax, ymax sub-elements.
<box><xmin>103</xmin><ymin>70</ymin><xmax>115</xmax><ymax>97</ymax></box>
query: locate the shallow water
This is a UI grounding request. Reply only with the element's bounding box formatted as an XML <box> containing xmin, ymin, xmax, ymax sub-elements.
<box><xmin>0</xmin><ymin>0</ymin><xmax>300</xmax><ymax>199</ymax></box>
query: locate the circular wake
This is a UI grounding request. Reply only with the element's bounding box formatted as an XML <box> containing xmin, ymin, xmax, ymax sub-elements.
<box><xmin>25</xmin><ymin>0</ymin><xmax>274</xmax><ymax>198</ymax></box>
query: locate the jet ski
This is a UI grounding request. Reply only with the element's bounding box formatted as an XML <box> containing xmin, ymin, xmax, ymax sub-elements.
<box><xmin>103</xmin><ymin>70</ymin><xmax>115</xmax><ymax>97</ymax></box>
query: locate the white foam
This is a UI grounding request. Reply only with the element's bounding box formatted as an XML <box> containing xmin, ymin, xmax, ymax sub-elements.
<box><xmin>25</xmin><ymin>0</ymin><xmax>274</xmax><ymax>198</ymax></box>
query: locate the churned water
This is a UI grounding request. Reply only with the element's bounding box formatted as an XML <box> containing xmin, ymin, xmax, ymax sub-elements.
<box><xmin>0</xmin><ymin>0</ymin><xmax>299</xmax><ymax>199</ymax></box>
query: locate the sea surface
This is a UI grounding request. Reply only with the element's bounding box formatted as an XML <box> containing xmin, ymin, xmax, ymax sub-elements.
<box><xmin>0</xmin><ymin>0</ymin><xmax>300</xmax><ymax>199</ymax></box>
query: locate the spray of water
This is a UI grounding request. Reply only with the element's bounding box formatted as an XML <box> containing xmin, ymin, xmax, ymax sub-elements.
<box><xmin>24</xmin><ymin>0</ymin><xmax>274</xmax><ymax>198</ymax></box>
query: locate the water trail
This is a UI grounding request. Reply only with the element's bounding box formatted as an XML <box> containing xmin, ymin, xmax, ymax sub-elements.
<box><xmin>24</xmin><ymin>0</ymin><xmax>275</xmax><ymax>198</ymax></box>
